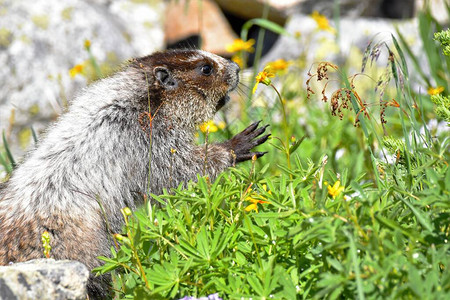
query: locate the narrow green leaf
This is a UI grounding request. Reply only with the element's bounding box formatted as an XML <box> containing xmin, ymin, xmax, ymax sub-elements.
<box><xmin>344</xmin><ymin>230</ymin><xmax>365</xmax><ymax>300</ymax></box>
<box><xmin>247</xmin><ymin>275</ymin><xmax>264</xmax><ymax>295</ymax></box>
<box><xmin>375</xmin><ymin>213</ymin><xmax>424</xmax><ymax>243</ymax></box>
<box><xmin>289</xmin><ymin>135</ymin><xmax>306</xmax><ymax>155</ymax></box>
<box><xmin>241</xmin><ymin>18</ymin><xmax>290</xmax><ymax>42</ymax></box>
<box><xmin>196</xmin><ymin>227</ymin><xmax>210</xmax><ymax>260</ymax></box>
<box><xmin>30</xmin><ymin>126</ymin><xmax>39</xmax><ymax>145</ymax></box>
<box><xmin>2</xmin><ymin>130</ymin><xmax>15</xmax><ymax>169</ymax></box>
<box><xmin>397</xmin><ymin>195</ymin><xmax>433</xmax><ymax>232</ymax></box>
<box><xmin>0</xmin><ymin>152</ymin><xmax>12</xmax><ymax>174</ymax></box>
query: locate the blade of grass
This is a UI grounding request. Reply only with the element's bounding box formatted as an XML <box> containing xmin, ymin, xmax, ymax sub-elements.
<box><xmin>395</xmin><ymin>28</ymin><xmax>431</xmax><ymax>86</ymax></box>
<box><xmin>0</xmin><ymin>152</ymin><xmax>12</xmax><ymax>174</ymax></box>
<box><xmin>395</xmin><ymin>190</ymin><xmax>433</xmax><ymax>232</ymax></box>
<box><xmin>375</xmin><ymin>213</ymin><xmax>425</xmax><ymax>243</ymax></box>
<box><xmin>2</xmin><ymin>130</ymin><xmax>15</xmax><ymax>169</ymax></box>
<box><xmin>344</xmin><ymin>230</ymin><xmax>365</xmax><ymax>300</ymax></box>
<box><xmin>240</xmin><ymin>18</ymin><xmax>291</xmax><ymax>42</ymax></box>
<box><xmin>31</xmin><ymin>126</ymin><xmax>39</xmax><ymax>146</ymax></box>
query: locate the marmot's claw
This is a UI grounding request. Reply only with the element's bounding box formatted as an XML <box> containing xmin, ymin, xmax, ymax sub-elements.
<box><xmin>250</xmin><ymin>125</ymin><xmax>270</xmax><ymax>140</ymax></box>
<box><xmin>222</xmin><ymin>121</ymin><xmax>270</xmax><ymax>163</ymax></box>
<box><xmin>242</xmin><ymin>120</ymin><xmax>262</xmax><ymax>135</ymax></box>
<box><xmin>235</xmin><ymin>151</ymin><xmax>268</xmax><ymax>163</ymax></box>
<box><xmin>253</xmin><ymin>134</ymin><xmax>271</xmax><ymax>147</ymax></box>
<box><xmin>255</xmin><ymin>151</ymin><xmax>269</xmax><ymax>158</ymax></box>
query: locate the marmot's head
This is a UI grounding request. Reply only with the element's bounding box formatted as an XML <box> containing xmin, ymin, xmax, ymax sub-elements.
<box><xmin>129</xmin><ymin>49</ymin><xmax>240</xmax><ymax>129</ymax></box>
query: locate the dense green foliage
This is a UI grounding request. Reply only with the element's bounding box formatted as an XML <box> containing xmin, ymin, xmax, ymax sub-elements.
<box><xmin>96</xmin><ymin>160</ymin><xmax>449</xmax><ymax>299</ymax></box>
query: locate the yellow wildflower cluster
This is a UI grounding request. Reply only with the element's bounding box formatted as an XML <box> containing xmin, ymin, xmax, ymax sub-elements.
<box><xmin>226</xmin><ymin>39</ymin><xmax>256</xmax><ymax>69</ymax></box>
<box><xmin>84</xmin><ymin>39</ymin><xmax>91</xmax><ymax>49</ymax></box>
<box><xmin>252</xmin><ymin>66</ymin><xmax>275</xmax><ymax>94</ymax></box>
<box><xmin>226</xmin><ymin>38</ymin><xmax>255</xmax><ymax>53</ymax></box>
<box><xmin>266</xmin><ymin>59</ymin><xmax>291</xmax><ymax>73</ymax></box>
<box><xmin>427</xmin><ymin>86</ymin><xmax>444</xmax><ymax>95</ymax></box>
<box><xmin>199</xmin><ymin>120</ymin><xmax>226</xmax><ymax>133</ymax></box>
<box><xmin>245</xmin><ymin>184</ymin><xmax>271</xmax><ymax>213</ymax></box>
<box><xmin>252</xmin><ymin>59</ymin><xmax>291</xmax><ymax>94</ymax></box>
<box><xmin>69</xmin><ymin>64</ymin><xmax>84</xmax><ymax>78</ymax></box>
<box><xmin>231</xmin><ymin>55</ymin><xmax>244</xmax><ymax>69</ymax></box>
<box><xmin>325</xmin><ymin>180</ymin><xmax>345</xmax><ymax>199</ymax></box>
<box><xmin>311</xmin><ymin>11</ymin><xmax>336</xmax><ymax>33</ymax></box>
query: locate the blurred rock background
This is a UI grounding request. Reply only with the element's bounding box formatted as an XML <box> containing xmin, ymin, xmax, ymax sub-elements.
<box><xmin>0</xmin><ymin>0</ymin><xmax>448</xmax><ymax>159</ymax></box>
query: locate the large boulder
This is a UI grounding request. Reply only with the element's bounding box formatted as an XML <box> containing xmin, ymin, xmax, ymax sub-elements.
<box><xmin>165</xmin><ymin>0</ymin><xmax>238</xmax><ymax>55</ymax></box>
<box><xmin>0</xmin><ymin>259</ymin><xmax>89</xmax><ymax>300</ymax></box>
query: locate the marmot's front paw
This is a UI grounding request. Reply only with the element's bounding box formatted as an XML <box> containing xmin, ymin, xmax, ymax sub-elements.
<box><xmin>221</xmin><ymin>121</ymin><xmax>270</xmax><ymax>164</ymax></box>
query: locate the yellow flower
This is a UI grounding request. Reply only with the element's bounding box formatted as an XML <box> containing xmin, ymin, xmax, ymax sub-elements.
<box><xmin>245</xmin><ymin>198</ymin><xmax>270</xmax><ymax>213</ymax></box>
<box><xmin>427</xmin><ymin>86</ymin><xmax>444</xmax><ymax>95</ymax></box>
<box><xmin>266</xmin><ymin>59</ymin><xmax>291</xmax><ymax>73</ymax></box>
<box><xmin>245</xmin><ymin>184</ymin><xmax>271</xmax><ymax>213</ymax></box>
<box><xmin>245</xmin><ymin>200</ymin><xmax>260</xmax><ymax>212</ymax></box>
<box><xmin>199</xmin><ymin>120</ymin><xmax>225</xmax><ymax>133</ymax></box>
<box><xmin>69</xmin><ymin>64</ymin><xmax>84</xmax><ymax>78</ymax></box>
<box><xmin>231</xmin><ymin>54</ymin><xmax>244</xmax><ymax>69</ymax></box>
<box><xmin>226</xmin><ymin>38</ymin><xmax>255</xmax><ymax>53</ymax></box>
<box><xmin>252</xmin><ymin>66</ymin><xmax>275</xmax><ymax>94</ymax></box>
<box><xmin>326</xmin><ymin>180</ymin><xmax>345</xmax><ymax>199</ymax></box>
<box><xmin>84</xmin><ymin>39</ymin><xmax>91</xmax><ymax>49</ymax></box>
<box><xmin>311</xmin><ymin>11</ymin><xmax>336</xmax><ymax>33</ymax></box>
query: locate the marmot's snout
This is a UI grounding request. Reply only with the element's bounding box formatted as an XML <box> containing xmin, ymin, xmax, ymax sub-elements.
<box><xmin>225</xmin><ymin>60</ymin><xmax>240</xmax><ymax>92</ymax></box>
<box><xmin>216</xmin><ymin>60</ymin><xmax>240</xmax><ymax>112</ymax></box>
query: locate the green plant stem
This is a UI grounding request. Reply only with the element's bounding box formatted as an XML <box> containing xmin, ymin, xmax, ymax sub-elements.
<box><xmin>203</xmin><ymin>129</ymin><xmax>209</xmax><ymax>176</ymax></box>
<box><xmin>270</xmin><ymin>83</ymin><xmax>289</xmax><ymax>138</ymax></box>
<box><xmin>270</xmin><ymin>83</ymin><xmax>292</xmax><ymax>174</ymax></box>
<box><xmin>145</xmin><ymin>72</ymin><xmax>153</xmax><ymax>198</ymax></box>
<box><xmin>86</xmin><ymin>48</ymin><xmax>103</xmax><ymax>79</ymax></box>
<box><xmin>243</xmin><ymin>5</ymin><xmax>270</xmax><ymax>123</ymax></box>
<box><xmin>243</xmin><ymin>213</ymin><xmax>263</xmax><ymax>270</ymax></box>
<box><xmin>2</xmin><ymin>130</ymin><xmax>15</xmax><ymax>169</ymax></box>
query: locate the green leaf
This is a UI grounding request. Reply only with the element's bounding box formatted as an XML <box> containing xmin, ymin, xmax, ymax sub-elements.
<box><xmin>344</xmin><ymin>230</ymin><xmax>365</xmax><ymax>300</ymax></box>
<box><xmin>2</xmin><ymin>130</ymin><xmax>15</xmax><ymax>169</ymax></box>
<box><xmin>247</xmin><ymin>275</ymin><xmax>264</xmax><ymax>295</ymax></box>
<box><xmin>241</xmin><ymin>18</ymin><xmax>290</xmax><ymax>42</ymax></box>
<box><xmin>374</xmin><ymin>213</ymin><xmax>424</xmax><ymax>243</ymax></box>
<box><xmin>289</xmin><ymin>136</ymin><xmax>306</xmax><ymax>155</ymax></box>
<box><xmin>397</xmin><ymin>195</ymin><xmax>433</xmax><ymax>232</ymax></box>
<box><xmin>196</xmin><ymin>227</ymin><xmax>211</xmax><ymax>261</ymax></box>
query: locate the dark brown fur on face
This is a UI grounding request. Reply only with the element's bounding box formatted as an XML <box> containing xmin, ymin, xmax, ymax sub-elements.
<box><xmin>0</xmin><ymin>49</ymin><xmax>269</xmax><ymax>298</ymax></box>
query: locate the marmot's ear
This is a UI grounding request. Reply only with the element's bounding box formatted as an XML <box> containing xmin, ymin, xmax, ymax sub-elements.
<box><xmin>154</xmin><ymin>67</ymin><xmax>177</xmax><ymax>89</ymax></box>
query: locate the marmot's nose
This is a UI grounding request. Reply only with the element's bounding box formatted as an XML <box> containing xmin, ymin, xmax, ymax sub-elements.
<box><xmin>230</xmin><ymin>60</ymin><xmax>240</xmax><ymax>73</ymax></box>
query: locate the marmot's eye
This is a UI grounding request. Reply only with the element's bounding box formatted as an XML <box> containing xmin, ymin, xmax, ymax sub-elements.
<box><xmin>200</xmin><ymin>64</ymin><xmax>213</xmax><ymax>76</ymax></box>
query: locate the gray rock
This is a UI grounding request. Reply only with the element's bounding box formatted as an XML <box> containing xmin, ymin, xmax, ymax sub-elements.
<box><xmin>0</xmin><ymin>259</ymin><xmax>89</xmax><ymax>300</ymax></box>
<box><xmin>0</xmin><ymin>0</ymin><xmax>164</xmax><ymax>154</ymax></box>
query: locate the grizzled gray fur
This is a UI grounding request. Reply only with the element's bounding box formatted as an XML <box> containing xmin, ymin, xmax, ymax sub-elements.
<box><xmin>0</xmin><ymin>49</ymin><xmax>269</xmax><ymax>298</ymax></box>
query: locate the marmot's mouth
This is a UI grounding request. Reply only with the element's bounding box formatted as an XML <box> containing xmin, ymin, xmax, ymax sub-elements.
<box><xmin>216</xmin><ymin>95</ymin><xmax>230</xmax><ymax>111</ymax></box>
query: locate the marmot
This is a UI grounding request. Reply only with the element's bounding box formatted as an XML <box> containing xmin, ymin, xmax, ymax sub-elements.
<box><xmin>0</xmin><ymin>49</ymin><xmax>269</xmax><ymax>298</ymax></box>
